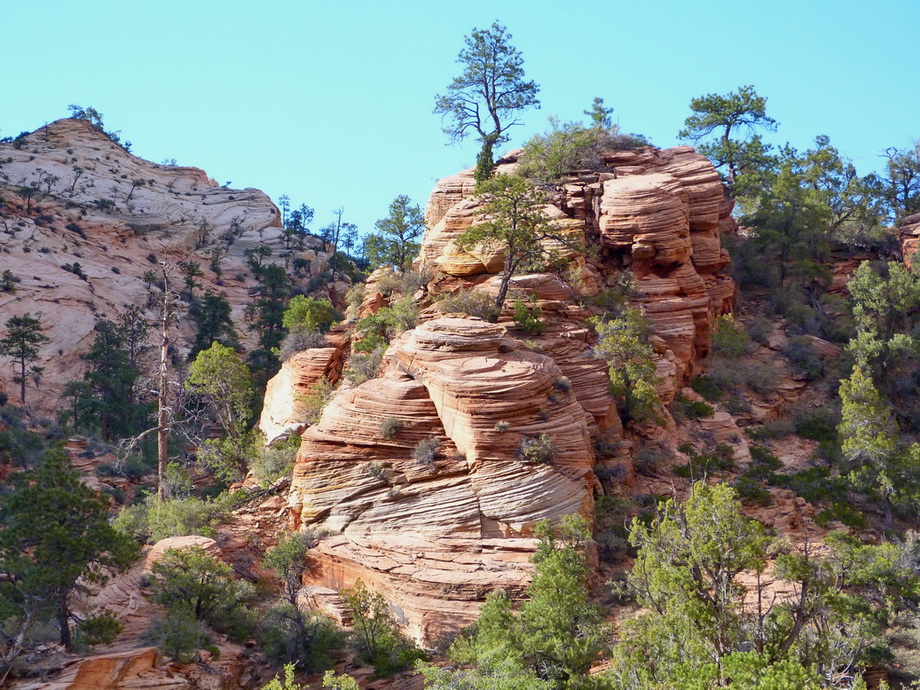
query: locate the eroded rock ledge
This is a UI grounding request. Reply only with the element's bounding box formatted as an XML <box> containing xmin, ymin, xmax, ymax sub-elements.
<box><xmin>289</xmin><ymin>318</ymin><xmax>596</xmax><ymax>643</ymax></box>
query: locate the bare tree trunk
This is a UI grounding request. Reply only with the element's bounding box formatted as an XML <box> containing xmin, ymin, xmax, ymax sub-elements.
<box><xmin>58</xmin><ymin>595</ymin><xmax>72</xmax><ymax>650</ymax></box>
<box><xmin>0</xmin><ymin>605</ymin><xmax>39</xmax><ymax>686</ymax></box>
<box><xmin>157</xmin><ymin>264</ymin><xmax>173</xmax><ymax>503</ymax></box>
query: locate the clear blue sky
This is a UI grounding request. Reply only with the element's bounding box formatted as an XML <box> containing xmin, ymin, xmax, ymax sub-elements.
<box><xmin>2</xmin><ymin>0</ymin><xmax>918</xmax><ymax>238</ymax></box>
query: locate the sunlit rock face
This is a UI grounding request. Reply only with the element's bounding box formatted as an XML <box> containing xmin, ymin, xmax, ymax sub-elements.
<box><xmin>288</xmin><ymin>146</ymin><xmax>734</xmax><ymax>645</ymax></box>
<box><xmin>0</xmin><ymin>118</ymin><xmax>349</xmax><ymax>414</ymax></box>
<box><xmin>289</xmin><ymin>317</ymin><xmax>597</xmax><ymax>643</ymax></box>
<box><xmin>420</xmin><ymin>145</ymin><xmax>735</xmax><ymax>387</ymax></box>
<box><xmin>900</xmin><ymin>213</ymin><xmax>920</xmax><ymax>267</ymax></box>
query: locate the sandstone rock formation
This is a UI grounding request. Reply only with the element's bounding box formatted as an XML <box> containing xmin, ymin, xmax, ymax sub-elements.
<box><xmin>0</xmin><ymin>119</ymin><xmax>338</xmax><ymax>414</ymax></box>
<box><xmin>289</xmin><ymin>317</ymin><xmax>599</xmax><ymax>643</ymax></box>
<box><xmin>259</xmin><ymin>345</ymin><xmax>345</xmax><ymax>445</ymax></box>
<box><xmin>420</xmin><ymin>146</ymin><xmax>735</xmax><ymax>396</ymax></box>
<box><xmin>899</xmin><ymin>212</ymin><xmax>920</xmax><ymax>267</ymax></box>
<box><xmin>285</xmin><ymin>146</ymin><xmax>734</xmax><ymax>645</ymax></box>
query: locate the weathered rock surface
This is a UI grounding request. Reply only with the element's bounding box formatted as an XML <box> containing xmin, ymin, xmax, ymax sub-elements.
<box><xmin>259</xmin><ymin>345</ymin><xmax>345</xmax><ymax>445</ymax></box>
<box><xmin>419</xmin><ymin>146</ymin><xmax>734</xmax><ymax>394</ymax></box>
<box><xmin>899</xmin><ymin>212</ymin><xmax>920</xmax><ymax>267</ymax></box>
<box><xmin>0</xmin><ymin>119</ymin><xmax>340</xmax><ymax>413</ymax></box>
<box><xmin>289</xmin><ymin>317</ymin><xmax>597</xmax><ymax>643</ymax></box>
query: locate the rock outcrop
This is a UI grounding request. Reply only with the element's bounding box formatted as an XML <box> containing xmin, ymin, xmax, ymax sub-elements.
<box><xmin>259</xmin><ymin>344</ymin><xmax>345</xmax><ymax>445</ymax></box>
<box><xmin>0</xmin><ymin>119</ymin><xmax>340</xmax><ymax>413</ymax></box>
<box><xmin>420</xmin><ymin>146</ymin><xmax>735</xmax><ymax>395</ymax></box>
<box><xmin>900</xmin><ymin>212</ymin><xmax>920</xmax><ymax>267</ymax></box>
<box><xmin>289</xmin><ymin>317</ymin><xmax>598</xmax><ymax>643</ymax></box>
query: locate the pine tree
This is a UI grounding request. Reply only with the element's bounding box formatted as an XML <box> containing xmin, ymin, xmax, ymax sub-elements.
<box><xmin>0</xmin><ymin>449</ymin><xmax>138</xmax><ymax>667</ymax></box>
<box><xmin>0</xmin><ymin>313</ymin><xmax>49</xmax><ymax>403</ymax></box>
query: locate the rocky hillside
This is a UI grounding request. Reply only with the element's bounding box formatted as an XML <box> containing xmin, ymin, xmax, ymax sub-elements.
<box><xmin>276</xmin><ymin>145</ymin><xmax>737</xmax><ymax>646</ymax></box>
<box><xmin>0</xmin><ymin>119</ymin><xmax>345</xmax><ymax>413</ymax></box>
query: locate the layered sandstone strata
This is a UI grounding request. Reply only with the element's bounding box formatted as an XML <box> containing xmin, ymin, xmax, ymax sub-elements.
<box><xmin>289</xmin><ymin>318</ymin><xmax>597</xmax><ymax>643</ymax></box>
<box><xmin>0</xmin><ymin>119</ymin><xmax>348</xmax><ymax>414</ymax></box>
<box><xmin>259</xmin><ymin>345</ymin><xmax>345</xmax><ymax>445</ymax></box>
<box><xmin>419</xmin><ymin>146</ymin><xmax>734</xmax><ymax>387</ymax></box>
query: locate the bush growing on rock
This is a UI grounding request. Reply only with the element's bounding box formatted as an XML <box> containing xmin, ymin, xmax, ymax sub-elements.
<box><xmin>340</xmin><ymin>579</ymin><xmax>424</xmax><ymax>677</ymax></box>
<box><xmin>354</xmin><ymin>295</ymin><xmax>418</xmax><ymax>348</ymax></box>
<box><xmin>263</xmin><ymin>530</ymin><xmax>319</xmax><ymax>606</ymax></box>
<box><xmin>518</xmin><ymin>116</ymin><xmax>647</xmax><ymax>185</ymax></box>
<box><xmin>711</xmin><ymin>314</ymin><xmax>751</xmax><ymax>358</ymax></box>
<box><xmin>518</xmin><ymin>433</ymin><xmax>557</xmax><ymax>464</ymax></box>
<box><xmin>592</xmin><ymin>308</ymin><xmax>661</xmax><ymax>424</ymax></box>
<box><xmin>511</xmin><ymin>294</ymin><xmax>545</xmax><ymax>334</ymax></box>
<box><xmin>149</xmin><ymin>546</ymin><xmax>257</xmax><ymax>641</ymax></box>
<box><xmin>76</xmin><ymin>611</ymin><xmax>123</xmax><ymax>646</ymax></box>
<box><xmin>422</xmin><ymin>515</ymin><xmax>605</xmax><ymax>689</ymax></box>
<box><xmin>437</xmin><ymin>289</ymin><xmax>500</xmax><ymax>322</ymax></box>
<box><xmin>379</xmin><ymin>416</ymin><xmax>402</xmax><ymax>440</ymax></box>
<box><xmin>280</xmin><ymin>327</ymin><xmax>326</xmax><ymax>361</ymax></box>
<box><xmin>145</xmin><ymin>609</ymin><xmax>210</xmax><ymax>663</ymax></box>
<box><xmin>253</xmin><ymin>439</ymin><xmax>298</xmax><ymax>487</ymax></box>
<box><xmin>412</xmin><ymin>437</ymin><xmax>441</xmax><ymax>465</ymax></box>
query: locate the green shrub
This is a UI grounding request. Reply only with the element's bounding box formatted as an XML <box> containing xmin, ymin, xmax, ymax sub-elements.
<box><xmin>412</xmin><ymin>437</ymin><xmax>441</xmax><ymax>466</ymax></box>
<box><xmin>785</xmin><ymin>335</ymin><xmax>824</xmax><ymax>380</ymax></box>
<box><xmin>771</xmin><ymin>467</ymin><xmax>848</xmax><ymax>504</ymax></box>
<box><xmin>345</xmin><ymin>283</ymin><xmax>366</xmax><ymax>317</ymax></box>
<box><xmin>375</xmin><ymin>269</ymin><xmax>430</xmax><ymax>298</ymax></box>
<box><xmin>282</xmin><ymin>296</ymin><xmax>339</xmax><ymax>333</ymax></box>
<box><xmin>512</xmin><ymin>295</ymin><xmax>545</xmax><ymax>334</ymax></box>
<box><xmin>747</xmin><ymin>317</ymin><xmax>773</xmax><ymax>346</ymax></box>
<box><xmin>366</xmin><ymin>462</ymin><xmax>385</xmax><ymax>480</ymax></box>
<box><xmin>553</xmin><ymin>376</ymin><xmax>572</xmax><ymax>392</ymax></box>
<box><xmin>113</xmin><ymin>494</ymin><xmax>230</xmax><ymax>544</ymax></box>
<box><xmin>673</xmin><ymin>444</ymin><xmax>736</xmax><ymax>479</ymax></box>
<box><xmin>300</xmin><ymin>376</ymin><xmax>333</xmax><ymax>427</ymax></box>
<box><xmin>345</xmin><ymin>345</ymin><xmax>385</xmax><ymax>384</ymax></box>
<box><xmin>670</xmin><ymin>393</ymin><xmax>714</xmax><ymax>421</ymax></box>
<box><xmin>815</xmin><ymin>502</ymin><xmax>867</xmax><ymax>529</ymax></box>
<box><xmin>792</xmin><ymin>406</ymin><xmax>838</xmax><ymax>442</ymax></box>
<box><xmin>0</xmin><ymin>407</ymin><xmax>46</xmax><ymax>467</ymax></box>
<box><xmin>150</xmin><ymin>546</ymin><xmax>257</xmax><ymax>641</ymax></box>
<box><xmin>579</xmin><ymin>272</ymin><xmax>638</xmax><ymax>315</ymax></box>
<box><xmin>518</xmin><ymin>117</ymin><xmax>647</xmax><ymax>184</ymax></box>
<box><xmin>341</xmin><ymin>580</ymin><xmax>425</xmax><ymax>677</ymax></box>
<box><xmin>746</xmin><ymin>418</ymin><xmax>795</xmax><ymax>440</ymax></box>
<box><xmin>355</xmin><ymin>296</ymin><xmax>418</xmax><ymax>343</ymax></box>
<box><xmin>280</xmin><ymin>327</ymin><xmax>326</xmax><ymax>361</ymax></box>
<box><xmin>707</xmin><ymin>356</ymin><xmax>779</xmax><ymax>396</ymax></box>
<box><xmin>732</xmin><ymin>475</ymin><xmax>772</xmax><ymax>506</ymax></box>
<box><xmin>518</xmin><ymin>433</ymin><xmax>558</xmax><ymax>464</ymax></box>
<box><xmin>162</xmin><ymin>461</ymin><xmax>193</xmax><ymax>499</ymax></box>
<box><xmin>259</xmin><ymin>603</ymin><xmax>342</xmax><ymax>671</ymax></box>
<box><xmin>711</xmin><ymin>315</ymin><xmax>750</xmax><ymax>358</ymax></box>
<box><xmin>264</xmin><ymin>529</ymin><xmax>318</xmax><ymax>605</ymax></box>
<box><xmin>145</xmin><ymin>610</ymin><xmax>209</xmax><ymax>663</ymax></box>
<box><xmin>593</xmin><ymin>308</ymin><xmax>661</xmax><ymax>423</ymax></box>
<box><xmin>745</xmin><ymin>445</ymin><xmax>784</xmax><ymax>481</ymax></box>
<box><xmin>689</xmin><ymin>375</ymin><xmax>721</xmax><ymax>402</ymax></box>
<box><xmin>77</xmin><ymin>611</ymin><xmax>123</xmax><ymax>646</ymax></box>
<box><xmin>437</xmin><ymin>289</ymin><xmax>500</xmax><ymax>322</ymax></box>
<box><xmin>379</xmin><ymin>416</ymin><xmax>402</xmax><ymax>440</ymax></box>
<box><xmin>253</xmin><ymin>439</ymin><xmax>298</xmax><ymax>487</ymax></box>
<box><xmin>633</xmin><ymin>443</ymin><xmax>670</xmax><ymax>475</ymax></box>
